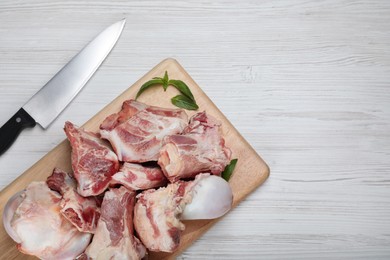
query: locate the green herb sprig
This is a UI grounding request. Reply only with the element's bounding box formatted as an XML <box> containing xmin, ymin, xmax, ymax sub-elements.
<box><xmin>221</xmin><ymin>159</ymin><xmax>238</xmax><ymax>182</ymax></box>
<box><xmin>135</xmin><ymin>71</ymin><xmax>198</xmax><ymax>110</ymax></box>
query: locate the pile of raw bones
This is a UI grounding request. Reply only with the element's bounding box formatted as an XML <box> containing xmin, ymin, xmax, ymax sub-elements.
<box><xmin>8</xmin><ymin>99</ymin><xmax>233</xmax><ymax>259</ymax></box>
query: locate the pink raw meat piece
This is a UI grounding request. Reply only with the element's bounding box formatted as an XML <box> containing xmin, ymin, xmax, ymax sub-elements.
<box><xmin>134</xmin><ymin>181</ymin><xmax>188</xmax><ymax>252</ymax></box>
<box><xmin>64</xmin><ymin>121</ymin><xmax>120</xmax><ymax>197</ymax></box>
<box><xmin>10</xmin><ymin>182</ymin><xmax>91</xmax><ymax>259</ymax></box>
<box><xmin>100</xmin><ymin>99</ymin><xmax>148</xmax><ymax>131</ymax></box>
<box><xmin>111</xmin><ymin>162</ymin><xmax>167</xmax><ymax>190</ymax></box>
<box><xmin>85</xmin><ymin>186</ymin><xmax>147</xmax><ymax>259</ymax></box>
<box><xmin>46</xmin><ymin>168</ymin><xmax>101</xmax><ymax>233</ymax></box>
<box><xmin>133</xmin><ymin>173</ymin><xmax>210</xmax><ymax>252</ymax></box>
<box><xmin>158</xmin><ymin>111</ymin><xmax>231</xmax><ymax>182</ymax></box>
<box><xmin>100</xmin><ymin>99</ymin><xmax>188</xmax><ymax>163</ymax></box>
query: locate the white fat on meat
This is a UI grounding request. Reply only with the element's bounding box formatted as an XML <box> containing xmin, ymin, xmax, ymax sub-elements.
<box><xmin>10</xmin><ymin>182</ymin><xmax>91</xmax><ymax>260</ymax></box>
<box><xmin>110</xmin><ymin>162</ymin><xmax>167</xmax><ymax>190</ymax></box>
<box><xmin>100</xmin><ymin>99</ymin><xmax>188</xmax><ymax>163</ymax></box>
<box><xmin>85</xmin><ymin>186</ymin><xmax>146</xmax><ymax>260</ymax></box>
<box><xmin>46</xmin><ymin>168</ymin><xmax>101</xmax><ymax>233</ymax></box>
<box><xmin>158</xmin><ymin>111</ymin><xmax>232</xmax><ymax>182</ymax></box>
<box><xmin>64</xmin><ymin>121</ymin><xmax>120</xmax><ymax>197</ymax></box>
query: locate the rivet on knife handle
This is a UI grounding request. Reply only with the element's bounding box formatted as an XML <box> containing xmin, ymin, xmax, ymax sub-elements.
<box><xmin>0</xmin><ymin>108</ymin><xmax>36</xmax><ymax>155</ymax></box>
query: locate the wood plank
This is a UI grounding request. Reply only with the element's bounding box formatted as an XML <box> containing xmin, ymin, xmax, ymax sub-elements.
<box><xmin>0</xmin><ymin>58</ymin><xmax>269</xmax><ymax>259</ymax></box>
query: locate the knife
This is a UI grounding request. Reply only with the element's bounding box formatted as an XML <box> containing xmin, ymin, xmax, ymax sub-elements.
<box><xmin>0</xmin><ymin>19</ymin><xmax>126</xmax><ymax>156</ymax></box>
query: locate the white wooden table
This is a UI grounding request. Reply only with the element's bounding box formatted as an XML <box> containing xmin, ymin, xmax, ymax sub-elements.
<box><xmin>1</xmin><ymin>0</ymin><xmax>390</xmax><ymax>259</ymax></box>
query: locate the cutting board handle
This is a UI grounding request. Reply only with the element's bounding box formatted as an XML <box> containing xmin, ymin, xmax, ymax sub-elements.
<box><xmin>0</xmin><ymin>108</ymin><xmax>36</xmax><ymax>156</ymax></box>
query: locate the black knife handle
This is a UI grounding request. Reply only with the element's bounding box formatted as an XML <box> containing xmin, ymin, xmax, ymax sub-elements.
<box><xmin>0</xmin><ymin>108</ymin><xmax>36</xmax><ymax>156</ymax></box>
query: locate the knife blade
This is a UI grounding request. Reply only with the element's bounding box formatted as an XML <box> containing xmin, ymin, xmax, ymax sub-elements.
<box><xmin>0</xmin><ymin>19</ymin><xmax>126</xmax><ymax>156</ymax></box>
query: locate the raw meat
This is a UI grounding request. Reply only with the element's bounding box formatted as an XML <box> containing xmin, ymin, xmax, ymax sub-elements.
<box><xmin>133</xmin><ymin>175</ymin><xmax>209</xmax><ymax>252</ymax></box>
<box><xmin>99</xmin><ymin>99</ymin><xmax>148</xmax><ymax>131</ymax></box>
<box><xmin>46</xmin><ymin>168</ymin><xmax>101</xmax><ymax>233</ymax></box>
<box><xmin>85</xmin><ymin>186</ymin><xmax>146</xmax><ymax>260</ymax></box>
<box><xmin>110</xmin><ymin>162</ymin><xmax>167</xmax><ymax>190</ymax></box>
<box><xmin>158</xmin><ymin>111</ymin><xmax>232</xmax><ymax>182</ymax></box>
<box><xmin>134</xmin><ymin>181</ymin><xmax>187</xmax><ymax>252</ymax></box>
<box><xmin>10</xmin><ymin>182</ymin><xmax>91</xmax><ymax>260</ymax></box>
<box><xmin>64</xmin><ymin>121</ymin><xmax>120</xmax><ymax>197</ymax></box>
<box><xmin>100</xmin><ymin>99</ymin><xmax>188</xmax><ymax>162</ymax></box>
<box><xmin>134</xmin><ymin>174</ymin><xmax>221</xmax><ymax>252</ymax></box>
<box><xmin>46</xmin><ymin>168</ymin><xmax>75</xmax><ymax>195</ymax></box>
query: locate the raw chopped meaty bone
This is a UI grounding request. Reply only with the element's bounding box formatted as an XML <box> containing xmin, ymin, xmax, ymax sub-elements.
<box><xmin>158</xmin><ymin>111</ymin><xmax>232</xmax><ymax>182</ymax></box>
<box><xmin>10</xmin><ymin>182</ymin><xmax>91</xmax><ymax>260</ymax></box>
<box><xmin>46</xmin><ymin>168</ymin><xmax>101</xmax><ymax>233</ymax></box>
<box><xmin>111</xmin><ymin>162</ymin><xmax>167</xmax><ymax>190</ymax></box>
<box><xmin>100</xmin><ymin>99</ymin><xmax>188</xmax><ymax>162</ymax></box>
<box><xmin>64</xmin><ymin>121</ymin><xmax>120</xmax><ymax>197</ymax></box>
<box><xmin>85</xmin><ymin>186</ymin><xmax>147</xmax><ymax>260</ymax></box>
<box><xmin>134</xmin><ymin>181</ymin><xmax>188</xmax><ymax>252</ymax></box>
<box><xmin>134</xmin><ymin>173</ymin><xmax>215</xmax><ymax>252</ymax></box>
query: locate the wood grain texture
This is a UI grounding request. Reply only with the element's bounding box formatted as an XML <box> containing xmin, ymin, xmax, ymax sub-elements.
<box><xmin>0</xmin><ymin>59</ymin><xmax>269</xmax><ymax>259</ymax></box>
<box><xmin>1</xmin><ymin>0</ymin><xmax>390</xmax><ymax>259</ymax></box>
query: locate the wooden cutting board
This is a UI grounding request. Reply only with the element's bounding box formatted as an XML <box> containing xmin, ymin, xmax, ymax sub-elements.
<box><xmin>0</xmin><ymin>58</ymin><xmax>269</xmax><ymax>259</ymax></box>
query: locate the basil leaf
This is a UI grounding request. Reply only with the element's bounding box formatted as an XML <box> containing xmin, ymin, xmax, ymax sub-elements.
<box><xmin>168</xmin><ymin>79</ymin><xmax>195</xmax><ymax>102</ymax></box>
<box><xmin>222</xmin><ymin>159</ymin><xmax>238</xmax><ymax>182</ymax></box>
<box><xmin>162</xmin><ymin>71</ymin><xmax>169</xmax><ymax>90</ymax></box>
<box><xmin>171</xmin><ymin>95</ymin><xmax>199</xmax><ymax>110</ymax></box>
<box><xmin>136</xmin><ymin>71</ymin><xmax>198</xmax><ymax>111</ymax></box>
<box><xmin>135</xmin><ymin>78</ymin><xmax>163</xmax><ymax>100</ymax></box>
